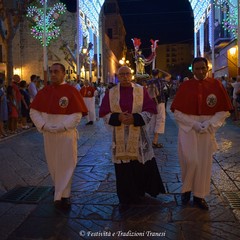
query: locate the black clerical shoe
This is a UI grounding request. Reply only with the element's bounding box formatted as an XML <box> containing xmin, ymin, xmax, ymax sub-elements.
<box><xmin>181</xmin><ymin>191</ymin><xmax>191</xmax><ymax>205</ymax></box>
<box><xmin>193</xmin><ymin>196</ymin><xmax>209</xmax><ymax>210</ymax></box>
<box><xmin>152</xmin><ymin>142</ymin><xmax>164</xmax><ymax>148</ymax></box>
<box><xmin>54</xmin><ymin>198</ymin><xmax>71</xmax><ymax>210</ymax></box>
<box><xmin>86</xmin><ymin>121</ymin><xmax>93</xmax><ymax>125</ymax></box>
<box><xmin>119</xmin><ymin>203</ymin><xmax>131</xmax><ymax>212</ymax></box>
<box><xmin>61</xmin><ymin>197</ymin><xmax>71</xmax><ymax>209</ymax></box>
<box><xmin>54</xmin><ymin>200</ymin><xmax>62</xmax><ymax>209</ymax></box>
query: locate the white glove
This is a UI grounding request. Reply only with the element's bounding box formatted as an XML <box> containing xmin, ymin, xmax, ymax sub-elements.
<box><xmin>203</xmin><ymin>120</ymin><xmax>215</xmax><ymax>134</ymax></box>
<box><xmin>192</xmin><ymin>121</ymin><xmax>203</xmax><ymax>133</ymax></box>
<box><xmin>43</xmin><ymin>123</ymin><xmax>58</xmax><ymax>133</ymax></box>
<box><xmin>55</xmin><ymin>123</ymin><xmax>67</xmax><ymax>133</ymax></box>
<box><xmin>200</xmin><ymin>120</ymin><xmax>210</xmax><ymax>134</ymax></box>
<box><xmin>201</xmin><ymin>120</ymin><xmax>215</xmax><ymax>134</ymax></box>
<box><xmin>43</xmin><ymin>123</ymin><xmax>67</xmax><ymax>133</ymax></box>
<box><xmin>42</xmin><ymin>123</ymin><xmax>51</xmax><ymax>132</ymax></box>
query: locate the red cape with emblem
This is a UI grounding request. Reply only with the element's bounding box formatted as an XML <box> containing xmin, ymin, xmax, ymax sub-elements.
<box><xmin>30</xmin><ymin>84</ymin><xmax>88</xmax><ymax>115</ymax></box>
<box><xmin>170</xmin><ymin>77</ymin><xmax>233</xmax><ymax>115</ymax></box>
<box><xmin>80</xmin><ymin>85</ymin><xmax>96</xmax><ymax>98</ymax></box>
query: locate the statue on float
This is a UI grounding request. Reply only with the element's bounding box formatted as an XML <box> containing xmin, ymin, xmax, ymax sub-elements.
<box><xmin>136</xmin><ymin>50</ymin><xmax>145</xmax><ymax>75</ymax></box>
<box><xmin>132</xmin><ymin>38</ymin><xmax>159</xmax><ymax>81</ymax></box>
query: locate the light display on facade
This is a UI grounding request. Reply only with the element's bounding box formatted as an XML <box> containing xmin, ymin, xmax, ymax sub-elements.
<box><xmin>190</xmin><ymin>0</ymin><xmax>238</xmax><ymax>36</ymax></box>
<box><xmin>215</xmin><ymin>0</ymin><xmax>238</xmax><ymax>38</ymax></box>
<box><xmin>214</xmin><ymin>0</ymin><xmax>235</xmax><ymax>8</ymax></box>
<box><xmin>222</xmin><ymin>8</ymin><xmax>237</xmax><ymax>38</ymax></box>
<box><xmin>26</xmin><ymin>0</ymin><xmax>66</xmax><ymax>46</ymax></box>
<box><xmin>189</xmin><ymin>0</ymin><xmax>240</xmax><ymax>76</ymax></box>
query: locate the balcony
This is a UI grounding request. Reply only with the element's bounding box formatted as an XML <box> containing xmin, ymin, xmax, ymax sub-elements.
<box><xmin>214</xmin><ymin>27</ymin><xmax>232</xmax><ymax>52</ymax></box>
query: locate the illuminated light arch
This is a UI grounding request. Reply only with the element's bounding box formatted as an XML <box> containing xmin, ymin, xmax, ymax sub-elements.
<box><xmin>76</xmin><ymin>0</ymin><xmax>105</xmax><ymax>79</ymax></box>
<box><xmin>189</xmin><ymin>0</ymin><xmax>211</xmax><ymax>33</ymax></box>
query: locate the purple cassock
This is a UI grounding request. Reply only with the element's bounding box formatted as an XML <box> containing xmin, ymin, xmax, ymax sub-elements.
<box><xmin>99</xmin><ymin>84</ymin><xmax>165</xmax><ymax>205</ymax></box>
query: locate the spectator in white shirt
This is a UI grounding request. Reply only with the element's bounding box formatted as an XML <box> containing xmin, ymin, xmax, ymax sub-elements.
<box><xmin>28</xmin><ymin>75</ymin><xmax>38</xmax><ymax>103</ymax></box>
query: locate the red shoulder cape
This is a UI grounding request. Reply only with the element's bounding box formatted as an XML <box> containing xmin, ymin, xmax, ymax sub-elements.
<box><xmin>80</xmin><ymin>86</ymin><xmax>96</xmax><ymax>97</ymax></box>
<box><xmin>30</xmin><ymin>84</ymin><xmax>88</xmax><ymax>115</ymax></box>
<box><xmin>170</xmin><ymin>77</ymin><xmax>233</xmax><ymax>115</ymax></box>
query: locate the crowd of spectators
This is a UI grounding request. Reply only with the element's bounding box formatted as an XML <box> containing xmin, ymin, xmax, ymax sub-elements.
<box><xmin>216</xmin><ymin>75</ymin><xmax>240</xmax><ymax>121</ymax></box>
<box><xmin>0</xmin><ymin>74</ymin><xmax>119</xmax><ymax>139</ymax></box>
<box><xmin>2</xmin><ymin>71</ymin><xmax>238</xmax><ymax>139</ymax></box>
<box><xmin>0</xmin><ymin>74</ymin><xmax>43</xmax><ymax>138</ymax></box>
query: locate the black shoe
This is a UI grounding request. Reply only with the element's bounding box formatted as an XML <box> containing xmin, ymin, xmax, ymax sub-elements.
<box><xmin>119</xmin><ymin>203</ymin><xmax>131</xmax><ymax>212</ymax></box>
<box><xmin>193</xmin><ymin>196</ymin><xmax>209</xmax><ymax>210</ymax></box>
<box><xmin>54</xmin><ymin>200</ymin><xmax>62</xmax><ymax>209</ymax></box>
<box><xmin>86</xmin><ymin>121</ymin><xmax>93</xmax><ymax>125</ymax></box>
<box><xmin>61</xmin><ymin>197</ymin><xmax>71</xmax><ymax>209</ymax></box>
<box><xmin>152</xmin><ymin>143</ymin><xmax>164</xmax><ymax>148</ymax></box>
<box><xmin>54</xmin><ymin>198</ymin><xmax>71</xmax><ymax>210</ymax></box>
<box><xmin>181</xmin><ymin>191</ymin><xmax>191</xmax><ymax>205</ymax></box>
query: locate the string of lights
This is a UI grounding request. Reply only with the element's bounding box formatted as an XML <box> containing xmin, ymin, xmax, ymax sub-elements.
<box><xmin>26</xmin><ymin>0</ymin><xmax>66</xmax><ymax>46</ymax></box>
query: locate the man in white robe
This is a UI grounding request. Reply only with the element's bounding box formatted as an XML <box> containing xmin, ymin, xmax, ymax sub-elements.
<box><xmin>171</xmin><ymin>57</ymin><xmax>233</xmax><ymax>210</ymax></box>
<box><xmin>80</xmin><ymin>80</ymin><xmax>97</xmax><ymax>125</ymax></box>
<box><xmin>147</xmin><ymin>69</ymin><xmax>171</xmax><ymax>148</ymax></box>
<box><xmin>30</xmin><ymin>63</ymin><xmax>87</xmax><ymax>209</ymax></box>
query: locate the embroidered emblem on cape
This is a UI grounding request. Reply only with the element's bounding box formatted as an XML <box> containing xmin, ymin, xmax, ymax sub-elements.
<box><xmin>206</xmin><ymin>94</ymin><xmax>217</xmax><ymax>107</ymax></box>
<box><xmin>87</xmin><ymin>91</ymin><xmax>92</xmax><ymax>96</ymax></box>
<box><xmin>59</xmin><ymin>97</ymin><xmax>69</xmax><ymax>108</ymax></box>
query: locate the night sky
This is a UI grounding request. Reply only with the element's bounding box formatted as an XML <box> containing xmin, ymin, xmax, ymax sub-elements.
<box><xmin>61</xmin><ymin>0</ymin><xmax>194</xmax><ymax>55</ymax></box>
<box><xmin>116</xmin><ymin>0</ymin><xmax>194</xmax><ymax>53</ymax></box>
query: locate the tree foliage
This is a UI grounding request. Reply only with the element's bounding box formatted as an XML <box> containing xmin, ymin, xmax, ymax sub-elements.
<box><xmin>0</xmin><ymin>0</ymin><xmax>35</xmax><ymax>84</ymax></box>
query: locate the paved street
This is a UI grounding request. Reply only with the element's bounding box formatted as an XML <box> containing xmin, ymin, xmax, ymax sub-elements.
<box><xmin>0</xmin><ymin>106</ymin><xmax>240</xmax><ymax>240</ymax></box>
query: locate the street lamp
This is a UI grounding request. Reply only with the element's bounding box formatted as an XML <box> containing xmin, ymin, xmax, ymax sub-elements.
<box><xmin>82</xmin><ymin>47</ymin><xmax>87</xmax><ymax>54</ymax></box>
<box><xmin>119</xmin><ymin>59</ymin><xmax>124</xmax><ymax>65</ymax></box>
<box><xmin>81</xmin><ymin>47</ymin><xmax>88</xmax><ymax>80</ymax></box>
<box><xmin>119</xmin><ymin>57</ymin><xmax>130</xmax><ymax>66</ymax></box>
